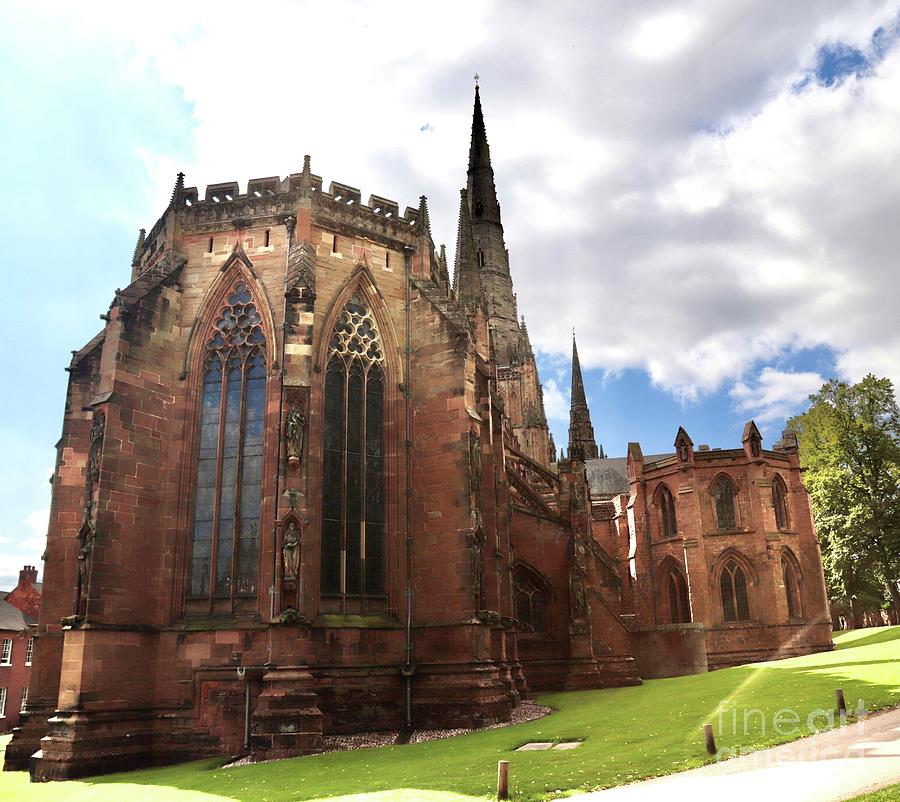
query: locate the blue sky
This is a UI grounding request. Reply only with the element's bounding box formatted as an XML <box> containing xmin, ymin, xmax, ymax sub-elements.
<box><xmin>1</xmin><ymin>1</ymin><xmax>900</xmax><ymax>587</ymax></box>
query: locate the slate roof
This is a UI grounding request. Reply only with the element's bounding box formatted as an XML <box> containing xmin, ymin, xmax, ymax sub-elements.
<box><xmin>0</xmin><ymin>598</ymin><xmax>31</xmax><ymax>632</ymax></box>
<box><xmin>585</xmin><ymin>453</ymin><xmax>675</xmax><ymax>498</ymax></box>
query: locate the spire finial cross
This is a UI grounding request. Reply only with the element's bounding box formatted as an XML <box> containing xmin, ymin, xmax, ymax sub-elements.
<box><xmin>473</xmin><ymin>72</ymin><xmax>480</xmax><ymax>87</ymax></box>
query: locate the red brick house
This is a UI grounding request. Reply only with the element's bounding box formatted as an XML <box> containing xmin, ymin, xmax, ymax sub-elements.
<box><xmin>5</xmin><ymin>88</ymin><xmax>831</xmax><ymax>780</ymax></box>
<box><xmin>0</xmin><ymin>566</ymin><xmax>40</xmax><ymax>732</ymax></box>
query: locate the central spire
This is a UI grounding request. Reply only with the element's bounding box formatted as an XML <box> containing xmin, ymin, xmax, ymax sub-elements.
<box><xmin>467</xmin><ymin>84</ymin><xmax>501</xmax><ymax>226</ymax></box>
<box><xmin>568</xmin><ymin>334</ymin><xmax>601</xmax><ymax>460</ymax></box>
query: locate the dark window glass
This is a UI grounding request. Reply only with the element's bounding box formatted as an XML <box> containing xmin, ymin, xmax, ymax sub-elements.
<box><xmin>667</xmin><ymin>566</ymin><xmax>691</xmax><ymax>623</ymax></box>
<box><xmin>783</xmin><ymin>557</ymin><xmax>800</xmax><ymax>619</ymax></box>
<box><xmin>721</xmin><ymin>559</ymin><xmax>750</xmax><ymax>622</ymax></box>
<box><xmin>659</xmin><ymin>485</ymin><xmax>677</xmax><ymax>538</ymax></box>
<box><xmin>714</xmin><ymin>476</ymin><xmax>736</xmax><ymax>530</ymax></box>
<box><xmin>513</xmin><ymin>567</ymin><xmax>549</xmax><ymax>634</ymax></box>
<box><xmin>321</xmin><ymin>296</ymin><xmax>386</xmax><ymax>602</ymax></box>
<box><xmin>189</xmin><ymin>282</ymin><xmax>266</xmax><ymax>601</ymax></box>
<box><xmin>773</xmin><ymin>476</ymin><xmax>790</xmax><ymax>530</ymax></box>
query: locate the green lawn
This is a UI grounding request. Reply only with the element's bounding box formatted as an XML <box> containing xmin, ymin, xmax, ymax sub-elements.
<box><xmin>2</xmin><ymin>626</ymin><xmax>899</xmax><ymax>802</ymax></box>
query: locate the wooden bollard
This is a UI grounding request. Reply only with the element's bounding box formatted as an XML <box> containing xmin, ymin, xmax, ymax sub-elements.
<box><xmin>497</xmin><ymin>759</ymin><xmax>509</xmax><ymax>800</ymax></box>
<box><xmin>703</xmin><ymin>723</ymin><xmax>717</xmax><ymax>755</ymax></box>
<box><xmin>836</xmin><ymin>688</ymin><xmax>847</xmax><ymax>715</ymax></box>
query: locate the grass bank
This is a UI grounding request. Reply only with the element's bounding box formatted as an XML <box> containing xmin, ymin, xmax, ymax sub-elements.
<box><xmin>2</xmin><ymin>626</ymin><xmax>898</xmax><ymax>801</ymax></box>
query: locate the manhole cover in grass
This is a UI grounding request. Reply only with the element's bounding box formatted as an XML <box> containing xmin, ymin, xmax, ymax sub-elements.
<box><xmin>516</xmin><ymin>742</ymin><xmax>554</xmax><ymax>751</ymax></box>
<box><xmin>552</xmin><ymin>741</ymin><xmax>583</xmax><ymax>750</ymax></box>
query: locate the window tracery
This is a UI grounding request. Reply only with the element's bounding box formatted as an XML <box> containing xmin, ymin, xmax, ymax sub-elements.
<box><xmin>713</xmin><ymin>476</ymin><xmax>737</xmax><ymax>530</ymax></box>
<box><xmin>666</xmin><ymin>563</ymin><xmax>691</xmax><ymax>623</ymax></box>
<box><xmin>189</xmin><ymin>282</ymin><xmax>266</xmax><ymax>601</ymax></box>
<box><xmin>513</xmin><ymin>566</ymin><xmax>548</xmax><ymax>634</ymax></box>
<box><xmin>658</xmin><ymin>484</ymin><xmax>677</xmax><ymax>538</ymax></box>
<box><xmin>720</xmin><ymin>558</ymin><xmax>750</xmax><ymax>622</ymax></box>
<box><xmin>322</xmin><ymin>295</ymin><xmax>386</xmax><ymax>603</ymax></box>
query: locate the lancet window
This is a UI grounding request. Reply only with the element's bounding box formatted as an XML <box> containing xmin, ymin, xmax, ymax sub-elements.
<box><xmin>322</xmin><ymin>295</ymin><xmax>385</xmax><ymax>602</ymax></box>
<box><xmin>189</xmin><ymin>282</ymin><xmax>266</xmax><ymax>601</ymax></box>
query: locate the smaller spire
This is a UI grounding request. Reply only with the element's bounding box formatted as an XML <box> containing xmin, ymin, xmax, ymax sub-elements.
<box><xmin>300</xmin><ymin>154</ymin><xmax>313</xmax><ymax>191</ymax></box>
<box><xmin>438</xmin><ymin>243</ymin><xmax>449</xmax><ymax>285</ymax></box>
<box><xmin>519</xmin><ymin>314</ymin><xmax>533</xmax><ymax>358</ymax></box>
<box><xmin>568</xmin><ymin>333</ymin><xmax>600</xmax><ymax>460</ymax></box>
<box><xmin>170</xmin><ymin>172</ymin><xmax>185</xmax><ymax>206</ymax></box>
<box><xmin>416</xmin><ymin>194</ymin><xmax>432</xmax><ymax>238</ymax></box>
<box><xmin>131</xmin><ymin>228</ymin><xmax>146</xmax><ymax>267</ymax></box>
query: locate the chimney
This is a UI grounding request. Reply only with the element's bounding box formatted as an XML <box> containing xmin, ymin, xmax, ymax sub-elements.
<box><xmin>18</xmin><ymin>565</ymin><xmax>37</xmax><ymax>589</ymax></box>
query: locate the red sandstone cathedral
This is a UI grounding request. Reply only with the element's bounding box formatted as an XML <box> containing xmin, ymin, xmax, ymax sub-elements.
<box><xmin>6</xmin><ymin>88</ymin><xmax>833</xmax><ymax>780</ymax></box>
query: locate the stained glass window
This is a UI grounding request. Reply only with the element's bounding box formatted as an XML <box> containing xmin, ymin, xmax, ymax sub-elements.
<box><xmin>513</xmin><ymin>567</ymin><xmax>548</xmax><ymax>634</ymax></box>
<box><xmin>667</xmin><ymin>564</ymin><xmax>691</xmax><ymax>623</ymax></box>
<box><xmin>714</xmin><ymin>476</ymin><xmax>736</xmax><ymax>530</ymax></box>
<box><xmin>322</xmin><ymin>295</ymin><xmax>385</xmax><ymax>600</ymax></box>
<box><xmin>720</xmin><ymin>559</ymin><xmax>750</xmax><ymax>622</ymax></box>
<box><xmin>189</xmin><ymin>282</ymin><xmax>266</xmax><ymax>600</ymax></box>
<box><xmin>773</xmin><ymin>475</ymin><xmax>790</xmax><ymax>530</ymax></box>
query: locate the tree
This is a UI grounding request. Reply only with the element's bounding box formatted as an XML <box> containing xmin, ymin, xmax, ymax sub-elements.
<box><xmin>789</xmin><ymin>374</ymin><xmax>900</xmax><ymax>622</ymax></box>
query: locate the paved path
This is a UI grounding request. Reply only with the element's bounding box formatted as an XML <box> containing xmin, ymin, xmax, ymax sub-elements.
<box><xmin>563</xmin><ymin>706</ymin><xmax>900</xmax><ymax>802</ymax></box>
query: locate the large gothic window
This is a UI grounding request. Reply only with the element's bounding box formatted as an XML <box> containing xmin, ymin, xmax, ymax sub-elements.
<box><xmin>720</xmin><ymin>558</ymin><xmax>750</xmax><ymax>622</ymax></box>
<box><xmin>322</xmin><ymin>295</ymin><xmax>385</xmax><ymax>602</ymax></box>
<box><xmin>773</xmin><ymin>475</ymin><xmax>790</xmax><ymax>530</ymax></box>
<box><xmin>190</xmin><ymin>282</ymin><xmax>266</xmax><ymax>600</ymax></box>
<box><xmin>713</xmin><ymin>476</ymin><xmax>737</xmax><ymax>530</ymax></box>
<box><xmin>658</xmin><ymin>484</ymin><xmax>677</xmax><ymax>538</ymax></box>
<box><xmin>666</xmin><ymin>563</ymin><xmax>691</xmax><ymax>623</ymax></box>
<box><xmin>513</xmin><ymin>566</ymin><xmax>548</xmax><ymax>634</ymax></box>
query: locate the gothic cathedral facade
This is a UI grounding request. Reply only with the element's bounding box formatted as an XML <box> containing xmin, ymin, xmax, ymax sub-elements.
<box><xmin>6</xmin><ymin>88</ymin><xmax>833</xmax><ymax>780</ymax></box>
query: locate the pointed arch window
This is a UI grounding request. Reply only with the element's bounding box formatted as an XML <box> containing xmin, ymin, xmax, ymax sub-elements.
<box><xmin>189</xmin><ymin>282</ymin><xmax>266</xmax><ymax>601</ymax></box>
<box><xmin>322</xmin><ymin>295</ymin><xmax>385</xmax><ymax>603</ymax></box>
<box><xmin>658</xmin><ymin>484</ymin><xmax>677</xmax><ymax>538</ymax></box>
<box><xmin>773</xmin><ymin>475</ymin><xmax>790</xmax><ymax>530</ymax></box>
<box><xmin>782</xmin><ymin>553</ymin><xmax>802</xmax><ymax>620</ymax></box>
<box><xmin>513</xmin><ymin>566</ymin><xmax>549</xmax><ymax>634</ymax></box>
<box><xmin>713</xmin><ymin>476</ymin><xmax>737</xmax><ymax>530</ymax></box>
<box><xmin>666</xmin><ymin>563</ymin><xmax>691</xmax><ymax>623</ymax></box>
<box><xmin>720</xmin><ymin>558</ymin><xmax>750</xmax><ymax>622</ymax></box>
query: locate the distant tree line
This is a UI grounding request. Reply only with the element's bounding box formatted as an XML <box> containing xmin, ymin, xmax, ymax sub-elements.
<box><xmin>789</xmin><ymin>374</ymin><xmax>900</xmax><ymax>628</ymax></box>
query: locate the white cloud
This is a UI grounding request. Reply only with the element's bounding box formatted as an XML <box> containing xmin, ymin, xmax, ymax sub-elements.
<box><xmin>23</xmin><ymin>507</ymin><xmax>50</xmax><ymax>537</ymax></box>
<box><xmin>7</xmin><ymin>0</ymin><xmax>900</xmax><ymax>416</ymax></box>
<box><xmin>543</xmin><ymin>378</ymin><xmax>570</xmax><ymax>423</ymax></box>
<box><xmin>731</xmin><ymin>368</ymin><xmax>825</xmax><ymax>429</ymax></box>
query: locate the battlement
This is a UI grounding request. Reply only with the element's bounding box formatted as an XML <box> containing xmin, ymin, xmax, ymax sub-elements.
<box><xmin>178</xmin><ymin>161</ymin><xmax>422</xmax><ymax>232</ymax></box>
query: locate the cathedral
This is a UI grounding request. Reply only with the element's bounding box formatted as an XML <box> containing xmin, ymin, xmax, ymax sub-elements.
<box><xmin>5</xmin><ymin>87</ymin><xmax>833</xmax><ymax>780</ymax></box>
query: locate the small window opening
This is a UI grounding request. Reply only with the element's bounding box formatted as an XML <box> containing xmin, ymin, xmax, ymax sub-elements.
<box><xmin>385</xmin><ymin>252</ymin><xmax>390</xmax><ymax>270</ymax></box>
<box><xmin>208</xmin><ymin>237</ymin><xmax>214</xmax><ymax>253</ymax></box>
<box><xmin>332</xmin><ymin>234</ymin><xmax>338</xmax><ymax>254</ymax></box>
<box><xmin>264</xmin><ymin>229</ymin><xmax>270</xmax><ymax>248</ymax></box>
<box><xmin>477</xmin><ymin>249</ymin><xmax>485</xmax><ymax>268</ymax></box>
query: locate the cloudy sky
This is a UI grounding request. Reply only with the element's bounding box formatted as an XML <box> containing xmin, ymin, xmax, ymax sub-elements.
<box><xmin>2</xmin><ymin>0</ymin><xmax>899</xmax><ymax>586</ymax></box>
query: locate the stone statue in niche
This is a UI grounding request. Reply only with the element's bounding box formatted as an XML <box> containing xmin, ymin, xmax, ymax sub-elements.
<box><xmin>751</xmin><ymin>437</ymin><xmax>761</xmax><ymax>458</ymax></box>
<box><xmin>285</xmin><ymin>404</ymin><xmax>306</xmax><ymax>468</ymax></box>
<box><xmin>282</xmin><ymin>520</ymin><xmax>301</xmax><ymax>582</ymax></box>
<box><xmin>679</xmin><ymin>442</ymin><xmax>689</xmax><ymax>462</ymax></box>
<box><xmin>570</xmin><ymin>570</ymin><xmax>587</xmax><ymax>620</ymax></box>
<box><xmin>74</xmin><ymin>518</ymin><xmax>95</xmax><ymax>619</ymax></box>
<box><xmin>468</xmin><ymin>429</ymin><xmax>482</xmax><ymax>494</ymax></box>
<box><xmin>87</xmin><ymin>410</ymin><xmax>106</xmax><ymax>480</ymax></box>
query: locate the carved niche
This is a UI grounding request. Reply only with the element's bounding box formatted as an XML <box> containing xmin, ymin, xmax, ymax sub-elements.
<box><xmin>285</xmin><ymin>403</ymin><xmax>307</xmax><ymax>469</ymax></box>
<box><xmin>281</xmin><ymin>518</ymin><xmax>301</xmax><ymax>585</ymax></box>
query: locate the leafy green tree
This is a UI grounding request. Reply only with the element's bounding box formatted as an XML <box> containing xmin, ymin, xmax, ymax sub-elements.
<box><xmin>789</xmin><ymin>375</ymin><xmax>900</xmax><ymax>621</ymax></box>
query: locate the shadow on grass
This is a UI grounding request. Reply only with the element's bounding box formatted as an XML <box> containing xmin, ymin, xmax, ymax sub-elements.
<box><xmin>4</xmin><ymin>627</ymin><xmax>898</xmax><ymax>802</ymax></box>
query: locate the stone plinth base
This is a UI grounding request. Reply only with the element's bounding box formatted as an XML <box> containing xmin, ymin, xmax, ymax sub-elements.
<box><xmin>3</xmin><ymin>706</ymin><xmax>51</xmax><ymax>772</ymax></box>
<box><xmin>250</xmin><ymin>666</ymin><xmax>324</xmax><ymax>761</ymax></box>
<box><xmin>411</xmin><ymin>661</ymin><xmax>515</xmax><ymax>729</ymax></box>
